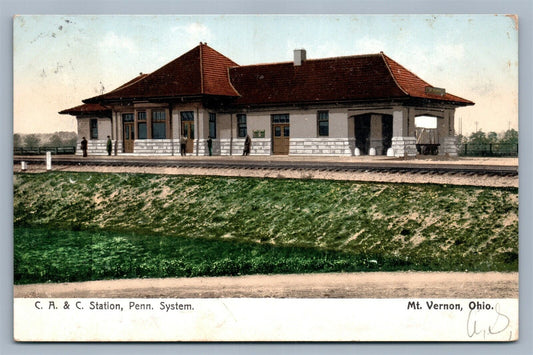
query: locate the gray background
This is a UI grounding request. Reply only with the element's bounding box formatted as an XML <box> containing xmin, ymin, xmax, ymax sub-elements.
<box><xmin>2</xmin><ymin>0</ymin><xmax>531</xmax><ymax>353</ymax></box>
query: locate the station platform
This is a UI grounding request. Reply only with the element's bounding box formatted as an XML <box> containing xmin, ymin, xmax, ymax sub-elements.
<box><xmin>14</xmin><ymin>154</ymin><xmax>518</xmax><ymax>167</ymax></box>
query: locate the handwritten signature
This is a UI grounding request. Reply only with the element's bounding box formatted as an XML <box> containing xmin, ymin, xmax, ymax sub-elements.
<box><xmin>466</xmin><ymin>303</ymin><xmax>512</xmax><ymax>340</ymax></box>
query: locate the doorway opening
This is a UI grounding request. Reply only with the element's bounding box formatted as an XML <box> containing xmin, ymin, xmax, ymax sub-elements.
<box><xmin>353</xmin><ymin>114</ymin><xmax>392</xmax><ymax>155</ymax></box>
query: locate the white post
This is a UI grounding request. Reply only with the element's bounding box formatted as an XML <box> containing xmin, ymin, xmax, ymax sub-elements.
<box><xmin>21</xmin><ymin>161</ymin><xmax>27</xmax><ymax>171</ymax></box>
<box><xmin>46</xmin><ymin>151</ymin><xmax>52</xmax><ymax>171</ymax></box>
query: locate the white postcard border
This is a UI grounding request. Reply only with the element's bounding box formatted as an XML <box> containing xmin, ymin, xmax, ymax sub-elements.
<box><xmin>14</xmin><ymin>298</ymin><xmax>518</xmax><ymax>342</ymax></box>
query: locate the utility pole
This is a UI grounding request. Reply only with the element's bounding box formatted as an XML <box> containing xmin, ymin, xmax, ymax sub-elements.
<box><xmin>475</xmin><ymin>121</ymin><xmax>479</xmax><ymax>132</ymax></box>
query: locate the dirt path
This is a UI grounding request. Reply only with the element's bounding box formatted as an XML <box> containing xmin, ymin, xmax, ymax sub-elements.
<box><xmin>14</xmin><ymin>272</ymin><xmax>518</xmax><ymax>298</ymax></box>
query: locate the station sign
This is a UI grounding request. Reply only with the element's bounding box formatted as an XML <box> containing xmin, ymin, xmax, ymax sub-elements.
<box><xmin>425</xmin><ymin>86</ymin><xmax>446</xmax><ymax>96</ymax></box>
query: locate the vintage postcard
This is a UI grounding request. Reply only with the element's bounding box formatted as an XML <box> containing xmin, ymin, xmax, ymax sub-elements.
<box><xmin>13</xmin><ymin>14</ymin><xmax>518</xmax><ymax>341</ymax></box>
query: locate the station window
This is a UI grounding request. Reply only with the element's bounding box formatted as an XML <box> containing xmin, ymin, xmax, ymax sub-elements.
<box><xmin>90</xmin><ymin>119</ymin><xmax>98</xmax><ymax>139</ymax></box>
<box><xmin>237</xmin><ymin>114</ymin><xmax>247</xmax><ymax>138</ymax></box>
<box><xmin>209</xmin><ymin>113</ymin><xmax>217</xmax><ymax>138</ymax></box>
<box><xmin>181</xmin><ymin>111</ymin><xmax>194</xmax><ymax>121</ymax></box>
<box><xmin>272</xmin><ymin>114</ymin><xmax>290</xmax><ymax>123</ymax></box>
<box><xmin>137</xmin><ymin>112</ymin><xmax>147</xmax><ymax>139</ymax></box>
<box><xmin>151</xmin><ymin>110</ymin><xmax>166</xmax><ymax>139</ymax></box>
<box><xmin>138</xmin><ymin>123</ymin><xmax>147</xmax><ymax>139</ymax></box>
<box><xmin>317</xmin><ymin>111</ymin><xmax>329</xmax><ymax>136</ymax></box>
<box><xmin>122</xmin><ymin>113</ymin><xmax>134</xmax><ymax>122</ymax></box>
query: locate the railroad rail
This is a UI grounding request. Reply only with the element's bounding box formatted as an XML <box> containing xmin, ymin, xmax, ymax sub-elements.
<box><xmin>13</xmin><ymin>156</ymin><xmax>518</xmax><ymax>177</ymax></box>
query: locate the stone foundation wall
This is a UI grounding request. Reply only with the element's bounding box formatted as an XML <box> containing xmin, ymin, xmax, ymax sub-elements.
<box><xmin>219</xmin><ymin>138</ymin><xmax>241</xmax><ymax>156</ymax></box>
<box><xmin>197</xmin><ymin>139</ymin><xmax>222</xmax><ymax>156</ymax></box>
<box><xmin>94</xmin><ymin>137</ymin><xmax>409</xmax><ymax>157</ymax></box>
<box><xmin>391</xmin><ymin>137</ymin><xmax>417</xmax><ymax>157</ymax></box>
<box><xmin>250</xmin><ymin>138</ymin><xmax>271</xmax><ymax>155</ymax></box>
<box><xmin>289</xmin><ymin>138</ymin><xmax>355</xmax><ymax>156</ymax></box>
<box><xmin>133</xmin><ymin>139</ymin><xmax>176</xmax><ymax>155</ymax></box>
<box><xmin>440</xmin><ymin>136</ymin><xmax>459</xmax><ymax>157</ymax></box>
<box><xmin>76</xmin><ymin>140</ymin><xmax>108</xmax><ymax>156</ymax></box>
<box><xmin>219</xmin><ymin>138</ymin><xmax>271</xmax><ymax>156</ymax></box>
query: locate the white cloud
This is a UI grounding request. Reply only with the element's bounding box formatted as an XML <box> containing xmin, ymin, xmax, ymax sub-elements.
<box><xmin>99</xmin><ymin>32</ymin><xmax>138</xmax><ymax>53</ymax></box>
<box><xmin>307</xmin><ymin>43</ymin><xmax>345</xmax><ymax>59</ymax></box>
<box><xmin>285</xmin><ymin>40</ymin><xmax>356</xmax><ymax>61</ymax></box>
<box><xmin>354</xmin><ymin>37</ymin><xmax>387</xmax><ymax>55</ymax></box>
<box><xmin>435</xmin><ymin>43</ymin><xmax>465</xmax><ymax>61</ymax></box>
<box><xmin>185</xmin><ymin>23</ymin><xmax>211</xmax><ymax>38</ymax></box>
<box><xmin>171</xmin><ymin>23</ymin><xmax>212</xmax><ymax>46</ymax></box>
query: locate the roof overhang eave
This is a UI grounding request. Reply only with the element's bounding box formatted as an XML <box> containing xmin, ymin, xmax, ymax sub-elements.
<box><xmin>59</xmin><ymin>111</ymin><xmax>112</xmax><ymax>118</ymax></box>
<box><xmin>83</xmin><ymin>93</ymin><xmax>238</xmax><ymax>105</ymax></box>
<box><xmin>406</xmin><ymin>96</ymin><xmax>475</xmax><ymax>107</ymax></box>
<box><xmin>229</xmin><ymin>97</ymin><xmax>410</xmax><ymax>109</ymax></box>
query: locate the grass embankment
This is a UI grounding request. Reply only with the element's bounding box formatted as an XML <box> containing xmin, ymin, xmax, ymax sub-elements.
<box><xmin>13</xmin><ymin>172</ymin><xmax>518</xmax><ymax>284</ymax></box>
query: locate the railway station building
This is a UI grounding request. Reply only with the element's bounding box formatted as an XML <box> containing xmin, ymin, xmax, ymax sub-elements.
<box><xmin>60</xmin><ymin>43</ymin><xmax>474</xmax><ymax>157</ymax></box>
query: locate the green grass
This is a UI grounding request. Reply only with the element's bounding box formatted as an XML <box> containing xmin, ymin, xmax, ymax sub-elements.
<box><xmin>14</xmin><ymin>227</ymin><xmax>424</xmax><ymax>285</ymax></box>
<box><xmin>13</xmin><ymin>172</ymin><xmax>518</xmax><ymax>284</ymax></box>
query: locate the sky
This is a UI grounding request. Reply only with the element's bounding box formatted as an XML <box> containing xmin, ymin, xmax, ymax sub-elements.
<box><xmin>13</xmin><ymin>14</ymin><xmax>518</xmax><ymax>135</ymax></box>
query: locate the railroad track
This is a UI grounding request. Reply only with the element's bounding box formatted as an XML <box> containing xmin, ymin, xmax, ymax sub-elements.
<box><xmin>13</xmin><ymin>156</ymin><xmax>518</xmax><ymax>177</ymax></box>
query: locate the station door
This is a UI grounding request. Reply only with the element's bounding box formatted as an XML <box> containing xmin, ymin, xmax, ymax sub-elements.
<box><xmin>272</xmin><ymin>114</ymin><xmax>290</xmax><ymax>155</ymax></box>
<box><xmin>272</xmin><ymin>123</ymin><xmax>290</xmax><ymax>155</ymax></box>
<box><xmin>123</xmin><ymin>122</ymin><xmax>134</xmax><ymax>153</ymax></box>
<box><xmin>181</xmin><ymin>121</ymin><xmax>195</xmax><ymax>153</ymax></box>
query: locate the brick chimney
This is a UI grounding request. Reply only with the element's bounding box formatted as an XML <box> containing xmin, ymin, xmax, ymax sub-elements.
<box><xmin>294</xmin><ymin>49</ymin><xmax>306</xmax><ymax>66</ymax></box>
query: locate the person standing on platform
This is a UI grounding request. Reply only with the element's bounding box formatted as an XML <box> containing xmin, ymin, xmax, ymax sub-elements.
<box><xmin>207</xmin><ymin>136</ymin><xmax>213</xmax><ymax>156</ymax></box>
<box><xmin>180</xmin><ymin>135</ymin><xmax>187</xmax><ymax>156</ymax></box>
<box><xmin>80</xmin><ymin>137</ymin><xmax>88</xmax><ymax>157</ymax></box>
<box><xmin>106</xmin><ymin>136</ymin><xmax>112</xmax><ymax>156</ymax></box>
<box><xmin>243</xmin><ymin>134</ymin><xmax>251</xmax><ymax>156</ymax></box>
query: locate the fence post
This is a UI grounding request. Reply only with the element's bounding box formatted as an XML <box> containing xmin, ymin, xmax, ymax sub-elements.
<box><xmin>46</xmin><ymin>151</ymin><xmax>52</xmax><ymax>171</ymax></box>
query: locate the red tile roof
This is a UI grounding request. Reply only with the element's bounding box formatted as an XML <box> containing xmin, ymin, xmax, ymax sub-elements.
<box><xmin>381</xmin><ymin>53</ymin><xmax>474</xmax><ymax>105</ymax></box>
<box><xmin>200</xmin><ymin>44</ymin><xmax>240</xmax><ymax>96</ymax></box>
<box><xmin>84</xmin><ymin>43</ymin><xmax>239</xmax><ymax>103</ymax></box>
<box><xmin>59</xmin><ymin>103</ymin><xmax>111</xmax><ymax>116</ymax></box>
<box><xmin>81</xmin><ymin>43</ymin><xmax>473</xmax><ymax>107</ymax></box>
<box><xmin>111</xmin><ymin>73</ymin><xmax>150</xmax><ymax>92</ymax></box>
<box><xmin>229</xmin><ymin>53</ymin><xmax>473</xmax><ymax>106</ymax></box>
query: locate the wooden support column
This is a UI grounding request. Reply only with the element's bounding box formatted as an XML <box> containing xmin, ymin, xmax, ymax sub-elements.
<box><xmin>195</xmin><ymin>106</ymin><xmax>200</xmax><ymax>155</ymax></box>
<box><xmin>147</xmin><ymin>109</ymin><xmax>152</xmax><ymax>139</ymax></box>
<box><xmin>166</xmin><ymin>107</ymin><xmax>171</xmax><ymax>139</ymax></box>
<box><xmin>133</xmin><ymin>109</ymin><xmax>138</xmax><ymax>140</ymax></box>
